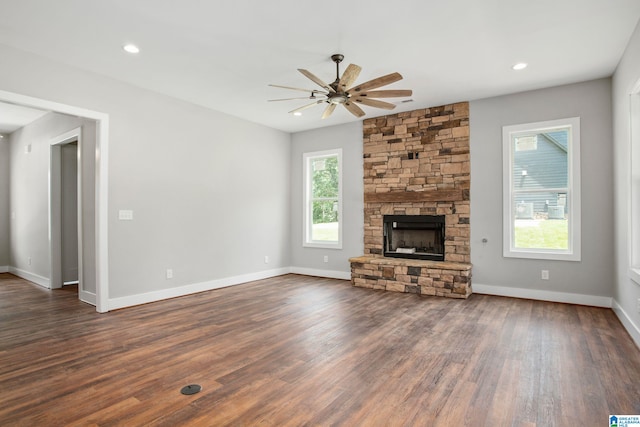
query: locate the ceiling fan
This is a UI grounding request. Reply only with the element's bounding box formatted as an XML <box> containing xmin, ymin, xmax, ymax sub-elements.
<box><xmin>268</xmin><ymin>54</ymin><xmax>412</xmax><ymax>119</ymax></box>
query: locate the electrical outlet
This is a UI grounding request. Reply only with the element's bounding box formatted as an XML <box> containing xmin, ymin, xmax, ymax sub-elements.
<box><xmin>166</xmin><ymin>269</ymin><xmax>173</xmax><ymax>279</ymax></box>
<box><xmin>28</xmin><ymin>257</ymin><xmax>32</xmax><ymax>266</ymax></box>
<box><xmin>118</xmin><ymin>210</ymin><xmax>133</xmax><ymax>220</ymax></box>
<box><xmin>541</xmin><ymin>270</ymin><xmax>549</xmax><ymax>280</ymax></box>
<box><xmin>323</xmin><ymin>255</ymin><xmax>329</xmax><ymax>263</ymax></box>
<box><xmin>264</xmin><ymin>256</ymin><xmax>269</xmax><ymax>264</ymax></box>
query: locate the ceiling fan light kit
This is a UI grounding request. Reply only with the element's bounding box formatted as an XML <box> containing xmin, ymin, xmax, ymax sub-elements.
<box><xmin>268</xmin><ymin>54</ymin><xmax>412</xmax><ymax>119</ymax></box>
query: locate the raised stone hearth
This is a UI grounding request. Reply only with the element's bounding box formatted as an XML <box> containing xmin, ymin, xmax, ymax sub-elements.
<box><xmin>350</xmin><ymin>102</ymin><xmax>472</xmax><ymax>299</ymax></box>
<box><xmin>350</xmin><ymin>256</ymin><xmax>472</xmax><ymax>298</ymax></box>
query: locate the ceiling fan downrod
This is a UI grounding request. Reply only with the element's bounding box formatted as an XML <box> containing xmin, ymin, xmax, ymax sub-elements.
<box><xmin>331</xmin><ymin>54</ymin><xmax>344</xmax><ymax>91</ymax></box>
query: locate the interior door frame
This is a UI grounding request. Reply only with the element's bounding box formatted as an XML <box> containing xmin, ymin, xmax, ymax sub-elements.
<box><xmin>0</xmin><ymin>89</ymin><xmax>110</xmax><ymax>313</ymax></box>
<box><xmin>50</xmin><ymin>128</ymin><xmax>83</xmax><ymax>298</ymax></box>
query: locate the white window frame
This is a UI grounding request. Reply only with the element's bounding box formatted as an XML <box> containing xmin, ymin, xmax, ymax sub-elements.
<box><xmin>303</xmin><ymin>148</ymin><xmax>343</xmax><ymax>249</ymax></box>
<box><xmin>502</xmin><ymin>117</ymin><xmax>581</xmax><ymax>261</ymax></box>
<box><xmin>629</xmin><ymin>78</ymin><xmax>640</xmax><ymax>285</ymax></box>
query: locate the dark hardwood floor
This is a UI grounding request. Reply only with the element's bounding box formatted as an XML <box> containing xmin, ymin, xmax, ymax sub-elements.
<box><xmin>0</xmin><ymin>272</ymin><xmax>638</xmax><ymax>426</ymax></box>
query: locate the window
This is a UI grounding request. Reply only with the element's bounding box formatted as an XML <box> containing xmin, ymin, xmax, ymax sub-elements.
<box><xmin>502</xmin><ymin>118</ymin><xmax>581</xmax><ymax>261</ymax></box>
<box><xmin>630</xmin><ymin>81</ymin><xmax>640</xmax><ymax>284</ymax></box>
<box><xmin>303</xmin><ymin>149</ymin><xmax>342</xmax><ymax>248</ymax></box>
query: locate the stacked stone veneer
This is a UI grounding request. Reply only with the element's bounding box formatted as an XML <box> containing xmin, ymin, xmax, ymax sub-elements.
<box><xmin>350</xmin><ymin>257</ymin><xmax>472</xmax><ymax>298</ymax></box>
<box><xmin>350</xmin><ymin>102</ymin><xmax>472</xmax><ymax>299</ymax></box>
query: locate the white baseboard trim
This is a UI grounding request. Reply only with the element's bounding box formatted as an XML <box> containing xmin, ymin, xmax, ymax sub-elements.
<box><xmin>107</xmin><ymin>267</ymin><xmax>291</xmax><ymax>311</ymax></box>
<box><xmin>0</xmin><ymin>266</ymin><xmax>8</xmax><ymax>273</ymax></box>
<box><xmin>472</xmin><ymin>283</ymin><xmax>612</xmax><ymax>308</ymax></box>
<box><xmin>80</xmin><ymin>290</ymin><xmax>96</xmax><ymax>306</ymax></box>
<box><xmin>612</xmin><ymin>299</ymin><xmax>640</xmax><ymax>349</ymax></box>
<box><xmin>8</xmin><ymin>266</ymin><xmax>50</xmax><ymax>289</ymax></box>
<box><xmin>290</xmin><ymin>267</ymin><xmax>351</xmax><ymax>281</ymax></box>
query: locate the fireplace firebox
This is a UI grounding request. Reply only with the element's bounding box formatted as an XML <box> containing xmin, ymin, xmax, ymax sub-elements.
<box><xmin>383</xmin><ymin>215</ymin><xmax>445</xmax><ymax>261</ymax></box>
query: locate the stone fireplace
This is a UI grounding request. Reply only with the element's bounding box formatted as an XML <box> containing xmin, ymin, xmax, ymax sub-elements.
<box><xmin>349</xmin><ymin>102</ymin><xmax>472</xmax><ymax>298</ymax></box>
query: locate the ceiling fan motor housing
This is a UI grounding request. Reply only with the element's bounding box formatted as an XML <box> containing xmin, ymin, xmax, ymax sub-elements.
<box><xmin>329</xmin><ymin>94</ymin><xmax>348</xmax><ymax>104</ymax></box>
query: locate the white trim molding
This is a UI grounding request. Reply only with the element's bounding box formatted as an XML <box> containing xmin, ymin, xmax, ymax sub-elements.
<box><xmin>8</xmin><ymin>266</ymin><xmax>50</xmax><ymax>289</ymax></box>
<box><xmin>0</xmin><ymin>266</ymin><xmax>8</xmax><ymax>273</ymax></box>
<box><xmin>80</xmin><ymin>290</ymin><xmax>96</xmax><ymax>306</ymax></box>
<box><xmin>0</xmin><ymin>90</ymin><xmax>109</xmax><ymax>313</ymax></box>
<box><xmin>612</xmin><ymin>299</ymin><xmax>640</xmax><ymax>349</ymax></box>
<box><xmin>290</xmin><ymin>267</ymin><xmax>351</xmax><ymax>281</ymax></box>
<box><xmin>629</xmin><ymin>79</ymin><xmax>640</xmax><ymax>286</ymax></box>
<box><xmin>302</xmin><ymin>148</ymin><xmax>343</xmax><ymax>250</ymax></box>
<box><xmin>108</xmin><ymin>268</ymin><xmax>291</xmax><ymax>311</ymax></box>
<box><xmin>502</xmin><ymin>117</ymin><xmax>581</xmax><ymax>261</ymax></box>
<box><xmin>49</xmin><ymin>127</ymin><xmax>83</xmax><ymax>293</ymax></box>
<box><xmin>473</xmin><ymin>283</ymin><xmax>612</xmax><ymax>308</ymax></box>
<box><xmin>107</xmin><ymin>267</ymin><xmax>352</xmax><ymax>311</ymax></box>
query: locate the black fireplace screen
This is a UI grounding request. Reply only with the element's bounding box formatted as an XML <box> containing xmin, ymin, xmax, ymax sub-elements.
<box><xmin>383</xmin><ymin>215</ymin><xmax>445</xmax><ymax>261</ymax></box>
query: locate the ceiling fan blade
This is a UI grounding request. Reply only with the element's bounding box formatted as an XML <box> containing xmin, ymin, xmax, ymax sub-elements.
<box><xmin>343</xmin><ymin>101</ymin><xmax>366</xmax><ymax>118</ymax></box>
<box><xmin>347</xmin><ymin>72</ymin><xmax>403</xmax><ymax>94</ymax></box>
<box><xmin>322</xmin><ymin>104</ymin><xmax>337</xmax><ymax>119</ymax></box>
<box><xmin>268</xmin><ymin>96</ymin><xmax>321</xmax><ymax>102</ymax></box>
<box><xmin>338</xmin><ymin>64</ymin><xmax>362</xmax><ymax>91</ymax></box>
<box><xmin>353</xmin><ymin>89</ymin><xmax>412</xmax><ymax>98</ymax></box>
<box><xmin>298</xmin><ymin>69</ymin><xmax>336</xmax><ymax>93</ymax></box>
<box><xmin>269</xmin><ymin>84</ymin><xmax>327</xmax><ymax>94</ymax></box>
<box><xmin>353</xmin><ymin>98</ymin><xmax>396</xmax><ymax>110</ymax></box>
<box><xmin>288</xmin><ymin>100</ymin><xmax>324</xmax><ymax>114</ymax></box>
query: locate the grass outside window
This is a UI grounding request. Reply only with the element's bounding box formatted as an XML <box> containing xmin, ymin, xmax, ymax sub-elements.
<box><xmin>514</xmin><ymin>219</ymin><xmax>568</xmax><ymax>250</ymax></box>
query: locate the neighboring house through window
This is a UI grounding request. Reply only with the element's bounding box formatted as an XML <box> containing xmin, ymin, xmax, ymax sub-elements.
<box><xmin>502</xmin><ymin>117</ymin><xmax>581</xmax><ymax>261</ymax></box>
<box><xmin>303</xmin><ymin>149</ymin><xmax>342</xmax><ymax>248</ymax></box>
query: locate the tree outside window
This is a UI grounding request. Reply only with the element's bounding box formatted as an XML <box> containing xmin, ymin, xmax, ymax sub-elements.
<box><xmin>303</xmin><ymin>149</ymin><xmax>342</xmax><ymax>248</ymax></box>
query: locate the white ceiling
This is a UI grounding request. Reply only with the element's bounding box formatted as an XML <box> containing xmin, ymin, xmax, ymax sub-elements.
<box><xmin>0</xmin><ymin>102</ymin><xmax>48</xmax><ymax>135</ymax></box>
<box><xmin>1</xmin><ymin>0</ymin><xmax>639</xmax><ymax>133</ymax></box>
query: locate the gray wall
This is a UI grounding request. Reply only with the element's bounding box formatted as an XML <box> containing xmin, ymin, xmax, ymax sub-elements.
<box><xmin>0</xmin><ymin>43</ymin><xmax>291</xmax><ymax>302</ymax></box>
<box><xmin>612</xmin><ymin>20</ymin><xmax>640</xmax><ymax>337</ymax></box>
<box><xmin>469</xmin><ymin>78</ymin><xmax>614</xmax><ymax>297</ymax></box>
<box><xmin>290</xmin><ymin>121</ymin><xmax>363</xmax><ymax>277</ymax></box>
<box><xmin>61</xmin><ymin>143</ymin><xmax>78</xmax><ymax>283</ymax></box>
<box><xmin>0</xmin><ymin>39</ymin><xmax>626</xmax><ymax>312</ymax></box>
<box><xmin>9</xmin><ymin>112</ymin><xmax>97</xmax><ymax>292</ymax></box>
<box><xmin>0</xmin><ymin>138</ymin><xmax>9</xmax><ymax>267</ymax></box>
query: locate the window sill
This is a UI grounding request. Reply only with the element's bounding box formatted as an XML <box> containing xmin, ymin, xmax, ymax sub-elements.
<box><xmin>303</xmin><ymin>242</ymin><xmax>343</xmax><ymax>250</ymax></box>
<box><xmin>503</xmin><ymin>249</ymin><xmax>580</xmax><ymax>262</ymax></box>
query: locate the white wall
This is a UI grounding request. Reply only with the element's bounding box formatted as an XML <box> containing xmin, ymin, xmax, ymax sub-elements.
<box><xmin>0</xmin><ymin>43</ymin><xmax>291</xmax><ymax>308</ymax></box>
<box><xmin>290</xmin><ymin>121</ymin><xmax>364</xmax><ymax>278</ymax></box>
<box><xmin>612</xmin><ymin>20</ymin><xmax>640</xmax><ymax>346</ymax></box>
<box><xmin>9</xmin><ymin>112</ymin><xmax>96</xmax><ymax>292</ymax></box>
<box><xmin>0</xmin><ymin>137</ymin><xmax>9</xmax><ymax>269</ymax></box>
<box><xmin>469</xmin><ymin>79</ymin><xmax>614</xmax><ymax>304</ymax></box>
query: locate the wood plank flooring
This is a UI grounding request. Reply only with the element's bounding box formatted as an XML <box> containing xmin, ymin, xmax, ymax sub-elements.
<box><xmin>0</xmin><ymin>272</ymin><xmax>638</xmax><ymax>426</ymax></box>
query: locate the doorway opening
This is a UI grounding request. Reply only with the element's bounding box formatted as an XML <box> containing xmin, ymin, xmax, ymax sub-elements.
<box><xmin>0</xmin><ymin>89</ymin><xmax>109</xmax><ymax>312</ymax></box>
<box><xmin>50</xmin><ymin>129</ymin><xmax>82</xmax><ymax>299</ymax></box>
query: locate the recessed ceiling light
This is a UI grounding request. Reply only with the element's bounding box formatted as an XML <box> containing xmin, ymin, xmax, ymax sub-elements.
<box><xmin>123</xmin><ymin>44</ymin><xmax>140</xmax><ymax>54</ymax></box>
<box><xmin>512</xmin><ymin>62</ymin><xmax>528</xmax><ymax>71</ymax></box>
<box><xmin>293</xmin><ymin>112</ymin><xmax>302</xmax><ymax>116</ymax></box>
